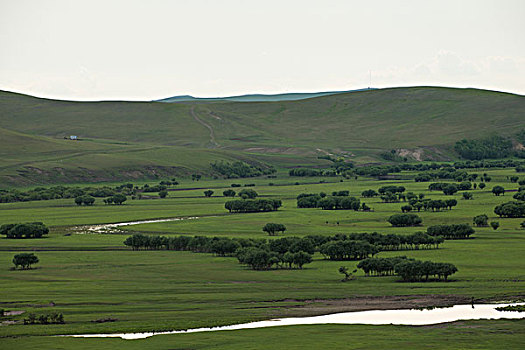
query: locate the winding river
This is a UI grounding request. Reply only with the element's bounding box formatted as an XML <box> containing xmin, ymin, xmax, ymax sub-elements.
<box><xmin>66</xmin><ymin>303</ymin><xmax>524</xmax><ymax>340</ymax></box>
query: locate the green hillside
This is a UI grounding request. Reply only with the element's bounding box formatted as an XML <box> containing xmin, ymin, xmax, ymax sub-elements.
<box><xmin>0</xmin><ymin>87</ymin><xmax>524</xmax><ymax>185</ymax></box>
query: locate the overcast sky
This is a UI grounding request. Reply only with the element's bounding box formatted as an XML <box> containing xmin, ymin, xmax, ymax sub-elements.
<box><xmin>1</xmin><ymin>0</ymin><xmax>524</xmax><ymax>100</ymax></box>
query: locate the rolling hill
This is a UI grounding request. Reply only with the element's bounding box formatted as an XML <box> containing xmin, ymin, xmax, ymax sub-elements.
<box><xmin>0</xmin><ymin>87</ymin><xmax>524</xmax><ymax>185</ymax></box>
<box><xmin>156</xmin><ymin>88</ymin><xmax>373</xmax><ymax>103</ymax></box>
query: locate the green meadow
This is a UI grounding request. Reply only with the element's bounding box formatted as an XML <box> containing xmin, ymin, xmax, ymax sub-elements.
<box><xmin>1</xmin><ymin>167</ymin><xmax>524</xmax><ymax>348</ymax></box>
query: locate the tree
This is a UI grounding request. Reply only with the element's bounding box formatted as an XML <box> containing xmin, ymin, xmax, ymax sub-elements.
<box><xmin>510</xmin><ymin>176</ymin><xmax>519</xmax><ymax>183</ymax></box>
<box><xmin>74</xmin><ymin>195</ymin><xmax>95</xmax><ymax>206</ymax></box>
<box><xmin>490</xmin><ymin>221</ymin><xmax>500</xmax><ymax>230</ymax></box>
<box><xmin>159</xmin><ymin>190</ymin><xmax>168</xmax><ymax>198</ymax></box>
<box><xmin>442</xmin><ymin>184</ymin><xmax>458</xmax><ymax>195</ymax></box>
<box><xmin>401</xmin><ymin>205</ymin><xmax>413</xmax><ymax>213</ymax></box>
<box><xmin>262</xmin><ymin>223</ymin><xmax>286</xmax><ymax>236</ymax></box>
<box><xmin>473</xmin><ymin>214</ymin><xmax>488</xmax><ymax>227</ymax></box>
<box><xmin>238</xmin><ymin>189</ymin><xmax>258</xmax><ymax>199</ymax></box>
<box><xmin>479</xmin><ymin>183</ymin><xmax>486</xmax><ymax>190</ymax></box>
<box><xmin>462</xmin><ymin>192</ymin><xmax>473</xmax><ymax>200</ymax></box>
<box><xmin>292</xmin><ymin>251</ymin><xmax>312</xmax><ymax>269</ymax></box>
<box><xmin>223</xmin><ymin>189</ymin><xmax>236</xmax><ymax>197</ymax></box>
<box><xmin>387</xmin><ymin>214</ymin><xmax>422</xmax><ymax>227</ymax></box>
<box><xmin>492</xmin><ymin>186</ymin><xmax>505</xmax><ymax>196</ymax></box>
<box><xmin>513</xmin><ymin>191</ymin><xmax>525</xmax><ymax>201</ymax></box>
<box><xmin>13</xmin><ymin>253</ymin><xmax>39</xmax><ymax>269</ymax></box>
<box><xmin>338</xmin><ymin>266</ymin><xmax>356</xmax><ymax>282</ymax></box>
<box><xmin>204</xmin><ymin>190</ymin><xmax>214</xmax><ymax>197</ymax></box>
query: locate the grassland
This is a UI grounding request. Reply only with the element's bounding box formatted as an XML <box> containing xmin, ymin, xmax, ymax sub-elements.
<box><xmin>1</xmin><ymin>87</ymin><xmax>524</xmax><ymax>185</ymax></box>
<box><xmin>1</xmin><ymin>168</ymin><xmax>524</xmax><ymax>348</ymax></box>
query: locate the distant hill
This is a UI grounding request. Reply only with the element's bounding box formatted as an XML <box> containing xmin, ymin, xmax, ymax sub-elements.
<box><xmin>0</xmin><ymin>86</ymin><xmax>523</xmax><ymax>185</ymax></box>
<box><xmin>156</xmin><ymin>88</ymin><xmax>374</xmax><ymax>103</ymax></box>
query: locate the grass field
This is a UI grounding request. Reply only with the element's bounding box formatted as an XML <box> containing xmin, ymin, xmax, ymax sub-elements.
<box><xmin>1</xmin><ymin>168</ymin><xmax>524</xmax><ymax>348</ymax></box>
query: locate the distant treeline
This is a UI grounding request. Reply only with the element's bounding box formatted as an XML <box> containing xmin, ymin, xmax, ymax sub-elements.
<box><xmin>211</xmin><ymin>161</ymin><xmax>276</xmax><ymax>178</ymax></box>
<box><xmin>0</xmin><ymin>181</ymin><xmax>176</xmax><ymax>204</ymax></box>
<box><xmin>224</xmin><ymin>199</ymin><xmax>282</xmax><ymax>213</ymax></box>
<box><xmin>357</xmin><ymin>256</ymin><xmax>458</xmax><ymax>282</ymax></box>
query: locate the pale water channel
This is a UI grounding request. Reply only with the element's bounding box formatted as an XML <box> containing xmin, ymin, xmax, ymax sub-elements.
<box><xmin>67</xmin><ymin>303</ymin><xmax>524</xmax><ymax>340</ymax></box>
<box><xmin>75</xmin><ymin>217</ymin><xmax>200</xmax><ymax>234</ymax></box>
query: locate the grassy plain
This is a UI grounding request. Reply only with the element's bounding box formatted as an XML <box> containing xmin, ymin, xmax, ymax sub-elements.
<box><xmin>0</xmin><ymin>168</ymin><xmax>524</xmax><ymax>348</ymax></box>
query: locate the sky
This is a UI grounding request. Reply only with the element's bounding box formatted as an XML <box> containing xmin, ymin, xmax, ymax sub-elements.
<box><xmin>1</xmin><ymin>0</ymin><xmax>524</xmax><ymax>101</ymax></box>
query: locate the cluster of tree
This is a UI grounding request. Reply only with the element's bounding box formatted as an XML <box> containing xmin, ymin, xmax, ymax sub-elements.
<box><xmin>454</xmin><ymin>135</ymin><xmax>514</xmax><ymax>160</ymax></box>
<box><xmin>224</xmin><ymin>199</ymin><xmax>282</xmax><ymax>213</ymax></box>
<box><xmin>23</xmin><ymin>312</ymin><xmax>64</xmax><ymax>325</ymax></box>
<box><xmin>142</xmin><ymin>184</ymin><xmax>167</xmax><ymax>193</ymax></box>
<box><xmin>204</xmin><ymin>190</ymin><xmax>214</xmax><ymax>197</ymax></box>
<box><xmin>123</xmin><ymin>234</ymin><xmax>313</xmax><ymax>270</ymax></box>
<box><xmin>1</xmin><ymin>223</ymin><xmax>49</xmax><ymax>239</ymax></box>
<box><xmin>426</xmin><ymin>224</ymin><xmax>475</xmax><ymax>239</ymax></box>
<box><xmin>124</xmin><ymin>234</ymin><xmax>250</xmax><ymax>254</ymax></box>
<box><xmin>238</xmin><ymin>189</ymin><xmax>258</xmax><ymax>199</ymax></box>
<box><xmin>12</xmin><ymin>253</ymin><xmax>39</xmax><ymax>269</ymax></box>
<box><xmin>223</xmin><ymin>189</ymin><xmax>236</xmax><ymax>197</ymax></box>
<box><xmin>415</xmin><ymin>168</ymin><xmax>471</xmax><ymax>182</ymax></box>
<box><xmin>211</xmin><ymin>161</ymin><xmax>275</xmax><ymax>178</ymax></box>
<box><xmin>0</xmin><ymin>183</ymin><xmax>137</xmax><ymax>204</ymax></box>
<box><xmin>361</xmin><ymin>189</ymin><xmax>378</xmax><ymax>198</ymax></box>
<box><xmin>454</xmin><ymin>159</ymin><xmax>525</xmax><ymax>169</ymax></box>
<box><xmin>288</xmin><ymin>168</ymin><xmax>336</xmax><ymax>177</ymax></box>
<box><xmin>296</xmin><ymin>192</ymin><xmax>368</xmax><ymax>211</ymax></box>
<box><xmin>494</xmin><ymin>201</ymin><xmax>525</xmax><ymax>218</ymax></box>
<box><xmin>319</xmin><ymin>240</ymin><xmax>378</xmax><ymax>260</ymax></box>
<box><xmin>318</xmin><ymin>196</ymin><xmax>363</xmax><ymax>210</ymax></box>
<box><xmin>262</xmin><ymin>223</ymin><xmax>287</xmax><ymax>236</ymax></box>
<box><xmin>326</xmin><ymin>232</ymin><xmax>443</xmax><ymax>251</ymax></box>
<box><xmin>352</xmin><ymin>165</ymin><xmax>401</xmax><ymax>177</ymax></box>
<box><xmin>74</xmin><ymin>195</ymin><xmax>95</xmax><ymax>206</ymax></box>
<box><xmin>473</xmin><ymin>214</ymin><xmax>489</xmax><ymax>227</ymax></box>
<box><xmin>102</xmin><ymin>194</ymin><xmax>127</xmax><ymax>205</ymax></box>
<box><xmin>512</xmin><ymin>188</ymin><xmax>525</xmax><ymax>201</ymax></box>
<box><xmin>358</xmin><ymin>256</ymin><xmax>457</xmax><ymax>282</ymax></box>
<box><xmin>428</xmin><ymin>182</ymin><xmax>471</xmax><ymax>195</ymax></box>
<box><xmin>387</xmin><ymin>214</ymin><xmax>422</xmax><ymax>227</ymax></box>
<box><xmin>380</xmin><ymin>150</ymin><xmax>407</xmax><ymax>162</ymax></box>
<box><xmin>236</xmin><ymin>247</ymin><xmax>312</xmax><ymax>270</ymax></box>
<box><xmin>403</xmin><ymin>198</ymin><xmax>457</xmax><ymax>212</ymax></box>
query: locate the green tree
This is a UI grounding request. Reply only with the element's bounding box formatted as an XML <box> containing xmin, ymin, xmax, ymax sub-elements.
<box><xmin>13</xmin><ymin>253</ymin><xmax>39</xmax><ymax>269</ymax></box>
<box><xmin>223</xmin><ymin>189</ymin><xmax>236</xmax><ymax>197</ymax></box>
<box><xmin>262</xmin><ymin>223</ymin><xmax>286</xmax><ymax>236</ymax></box>
<box><xmin>490</xmin><ymin>221</ymin><xmax>500</xmax><ymax>230</ymax></box>
<box><xmin>159</xmin><ymin>190</ymin><xmax>168</xmax><ymax>198</ymax></box>
<box><xmin>492</xmin><ymin>186</ymin><xmax>505</xmax><ymax>196</ymax></box>
<box><xmin>473</xmin><ymin>214</ymin><xmax>488</xmax><ymax>227</ymax></box>
<box><xmin>204</xmin><ymin>190</ymin><xmax>214</xmax><ymax>197</ymax></box>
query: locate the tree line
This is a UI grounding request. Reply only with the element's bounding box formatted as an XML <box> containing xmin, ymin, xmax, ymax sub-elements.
<box><xmin>211</xmin><ymin>161</ymin><xmax>275</xmax><ymax>178</ymax></box>
<box><xmin>123</xmin><ymin>234</ymin><xmax>314</xmax><ymax>270</ymax></box>
<box><xmin>357</xmin><ymin>256</ymin><xmax>458</xmax><ymax>282</ymax></box>
<box><xmin>0</xmin><ymin>222</ymin><xmax>49</xmax><ymax>239</ymax></box>
<box><xmin>224</xmin><ymin>199</ymin><xmax>282</xmax><ymax>213</ymax></box>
